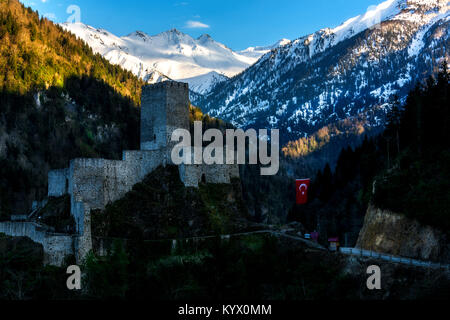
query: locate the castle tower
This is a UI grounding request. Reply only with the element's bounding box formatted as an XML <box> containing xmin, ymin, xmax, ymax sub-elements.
<box><xmin>140</xmin><ymin>81</ymin><xmax>190</xmax><ymax>151</ymax></box>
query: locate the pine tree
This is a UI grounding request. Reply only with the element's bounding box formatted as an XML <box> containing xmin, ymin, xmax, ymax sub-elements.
<box><xmin>386</xmin><ymin>95</ymin><xmax>402</xmax><ymax>157</ymax></box>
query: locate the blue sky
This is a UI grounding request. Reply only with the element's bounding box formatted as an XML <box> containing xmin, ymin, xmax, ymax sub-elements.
<box><xmin>20</xmin><ymin>0</ymin><xmax>387</xmax><ymax>50</ymax></box>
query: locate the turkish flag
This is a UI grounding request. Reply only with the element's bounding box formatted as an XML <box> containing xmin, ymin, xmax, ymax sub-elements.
<box><xmin>296</xmin><ymin>179</ymin><xmax>310</xmax><ymax>205</ymax></box>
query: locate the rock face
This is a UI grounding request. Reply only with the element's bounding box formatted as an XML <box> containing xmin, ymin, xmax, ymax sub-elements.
<box><xmin>356</xmin><ymin>204</ymin><xmax>449</xmax><ymax>262</ymax></box>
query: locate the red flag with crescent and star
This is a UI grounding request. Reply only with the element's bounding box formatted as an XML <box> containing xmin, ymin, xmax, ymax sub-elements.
<box><xmin>296</xmin><ymin>179</ymin><xmax>310</xmax><ymax>205</ymax></box>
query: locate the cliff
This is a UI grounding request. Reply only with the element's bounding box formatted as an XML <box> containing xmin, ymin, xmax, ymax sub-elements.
<box><xmin>356</xmin><ymin>204</ymin><xmax>450</xmax><ymax>263</ymax></box>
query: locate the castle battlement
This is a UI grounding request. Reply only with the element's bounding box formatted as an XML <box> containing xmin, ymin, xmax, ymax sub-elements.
<box><xmin>70</xmin><ymin>158</ymin><xmax>109</xmax><ymax>168</ymax></box>
<box><xmin>143</xmin><ymin>81</ymin><xmax>189</xmax><ymax>90</ymax></box>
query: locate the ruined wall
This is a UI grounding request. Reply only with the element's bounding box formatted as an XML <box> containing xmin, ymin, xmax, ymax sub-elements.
<box><xmin>71</xmin><ymin>197</ymin><xmax>85</xmax><ymax>234</ymax></box>
<box><xmin>74</xmin><ymin>202</ymin><xmax>92</xmax><ymax>264</ymax></box>
<box><xmin>122</xmin><ymin>149</ymin><xmax>167</xmax><ymax>183</ymax></box>
<box><xmin>102</xmin><ymin>160</ymin><xmax>133</xmax><ymax>206</ymax></box>
<box><xmin>0</xmin><ymin>222</ymin><xmax>74</xmax><ymax>266</ymax></box>
<box><xmin>69</xmin><ymin>158</ymin><xmax>136</xmax><ymax>211</ymax></box>
<box><xmin>204</xmin><ymin>164</ymin><xmax>240</xmax><ymax>184</ymax></box>
<box><xmin>178</xmin><ymin>147</ymin><xmax>240</xmax><ymax>187</ymax></box>
<box><xmin>48</xmin><ymin>168</ymin><xmax>69</xmax><ymax>197</ymax></box>
<box><xmin>69</xmin><ymin>158</ymin><xmax>107</xmax><ymax>211</ymax></box>
<box><xmin>179</xmin><ymin>162</ymin><xmax>240</xmax><ymax>188</ymax></box>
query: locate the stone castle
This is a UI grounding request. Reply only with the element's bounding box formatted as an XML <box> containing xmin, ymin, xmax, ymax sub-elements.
<box><xmin>0</xmin><ymin>81</ymin><xmax>239</xmax><ymax>265</ymax></box>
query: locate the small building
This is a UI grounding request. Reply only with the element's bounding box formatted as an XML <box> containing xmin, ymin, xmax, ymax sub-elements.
<box><xmin>328</xmin><ymin>237</ymin><xmax>340</xmax><ymax>252</ymax></box>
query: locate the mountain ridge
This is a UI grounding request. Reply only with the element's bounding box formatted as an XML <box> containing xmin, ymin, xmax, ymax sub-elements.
<box><xmin>194</xmin><ymin>0</ymin><xmax>449</xmax><ymax>143</ymax></box>
<box><xmin>61</xmin><ymin>23</ymin><xmax>288</xmax><ymax>94</ymax></box>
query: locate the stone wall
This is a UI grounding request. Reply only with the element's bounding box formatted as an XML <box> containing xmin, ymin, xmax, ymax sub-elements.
<box><xmin>205</xmin><ymin>163</ymin><xmax>240</xmax><ymax>184</ymax></box>
<box><xmin>178</xmin><ymin>148</ymin><xmax>240</xmax><ymax>187</ymax></box>
<box><xmin>50</xmin><ymin>82</ymin><xmax>237</xmax><ymax>216</ymax></box>
<box><xmin>0</xmin><ymin>222</ymin><xmax>74</xmax><ymax>266</ymax></box>
<box><xmin>141</xmin><ymin>82</ymin><xmax>189</xmax><ymax>151</ymax></box>
<box><xmin>179</xmin><ymin>162</ymin><xmax>240</xmax><ymax>188</ymax></box>
<box><xmin>74</xmin><ymin>202</ymin><xmax>92</xmax><ymax>264</ymax></box>
<box><xmin>71</xmin><ymin>197</ymin><xmax>86</xmax><ymax>234</ymax></box>
<box><xmin>141</xmin><ymin>84</ymin><xmax>167</xmax><ymax>150</ymax></box>
<box><xmin>48</xmin><ymin>168</ymin><xmax>69</xmax><ymax>197</ymax></box>
<box><xmin>68</xmin><ymin>150</ymin><xmax>169</xmax><ymax>214</ymax></box>
<box><xmin>165</xmin><ymin>82</ymin><xmax>189</xmax><ymax>137</ymax></box>
<box><xmin>122</xmin><ymin>149</ymin><xmax>168</xmax><ymax>183</ymax></box>
<box><xmin>69</xmin><ymin>158</ymin><xmax>108</xmax><ymax>211</ymax></box>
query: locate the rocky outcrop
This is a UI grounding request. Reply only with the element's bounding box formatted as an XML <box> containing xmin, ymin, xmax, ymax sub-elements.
<box><xmin>356</xmin><ymin>204</ymin><xmax>450</xmax><ymax>263</ymax></box>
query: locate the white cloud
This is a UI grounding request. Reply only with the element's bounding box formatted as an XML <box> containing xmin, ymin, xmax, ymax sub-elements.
<box><xmin>185</xmin><ymin>20</ymin><xmax>210</xmax><ymax>29</ymax></box>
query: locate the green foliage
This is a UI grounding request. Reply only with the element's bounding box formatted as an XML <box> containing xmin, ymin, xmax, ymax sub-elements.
<box><xmin>81</xmin><ymin>234</ymin><xmax>358</xmax><ymax>300</ymax></box>
<box><xmin>0</xmin><ymin>10</ymin><xmax>20</xmax><ymax>38</ymax></box>
<box><xmin>373</xmin><ymin>63</ymin><xmax>450</xmax><ymax>232</ymax></box>
<box><xmin>0</xmin><ymin>1</ymin><xmax>143</xmax><ymax>100</ymax></box>
<box><xmin>289</xmin><ymin>63</ymin><xmax>450</xmax><ymax>243</ymax></box>
<box><xmin>83</xmin><ymin>240</ymin><xmax>130</xmax><ymax>299</ymax></box>
<box><xmin>198</xmin><ymin>179</ymin><xmax>246</xmax><ymax>234</ymax></box>
<box><xmin>288</xmin><ymin>136</ymin><xmax>385</xmax><ymax>246</ymax></box>
<box><xmin>0</xmin><ymin>235</ymin><xmax>75</xmax><ymax>300</ymax></box>
<box><xmin>0</xmin><ymin>0</ymin><xmax>142</xmax><ymax>214</ymax></box>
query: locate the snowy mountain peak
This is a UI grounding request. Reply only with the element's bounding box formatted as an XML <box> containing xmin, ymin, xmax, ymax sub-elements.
<box><xmin>167</xmin><ymin>28</ymin><xmax>184</xmax><ymax>35</ymax></box>
<box><xmin>197</xmin><ymin>34</ymin><xmax>213</xmax><ymax>42</ymax></box>
<box><xmin>61</xmin><ymin>23</ymin><xmax>288</xmax><ymax>94</ymax></box>
<box><xmin>129</xmin><ymin>30</ymin><xmax>150</xmax><ymax>39</ymax></box>
<box><xmin>154</xmin><ymin>28</ymin><xmax>190</xmax><ymax>39</ymax></box>
<box><xmin>239</xmin><ymin>39</ymin><xmax>291</xmax><ymax>59</ymax></box>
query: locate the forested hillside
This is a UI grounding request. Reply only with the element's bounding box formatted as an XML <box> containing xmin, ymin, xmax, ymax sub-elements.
<box><xmin>0</xmin><ymin>0</ymin><xmax>145</xmax><ymax>215</ymax></box>
<box><xmin>288</xmin><ymin>64</ymin><xmax>450</xmax><ymax>246</ymax></box>
<box><xmin>0</xmin><ymin>0</ymin><xmax>142</xmax><ymax>99</ymax></box>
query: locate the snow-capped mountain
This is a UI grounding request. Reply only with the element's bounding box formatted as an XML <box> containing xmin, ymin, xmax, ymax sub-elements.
<box><xmin>178</xmin><ymin>71</ymin><xmax>229</xmax><ymax>96</ymax></box>
<box><xmin>239</xmin><ymin>39</ymin><xmax>291</xmax><ymax>59</ymax></box>
<box><xmin>194</xmin><ymin>0</ymin><xmax>449</xmax><ymax>143</ymax></box>
<box><xmin>60</xmin><ymin>23</ymin><xmax>287</xmax><ymax>94</ymax></box>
